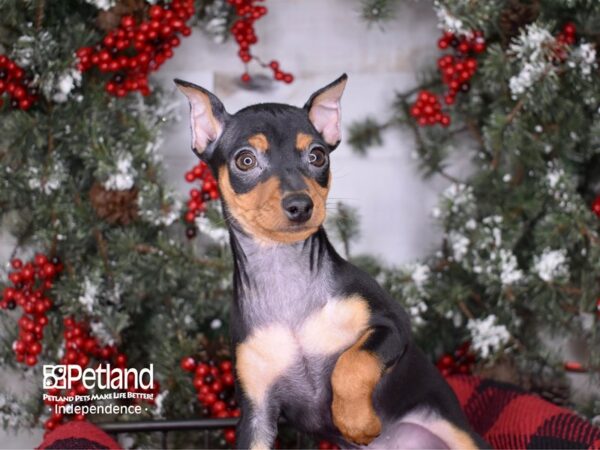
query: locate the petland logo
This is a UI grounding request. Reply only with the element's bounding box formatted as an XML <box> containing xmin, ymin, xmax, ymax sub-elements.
<box><xmin>43</xmin><ymin>364</ymin><xmax>154</xmax><ymax>390</ymax></box>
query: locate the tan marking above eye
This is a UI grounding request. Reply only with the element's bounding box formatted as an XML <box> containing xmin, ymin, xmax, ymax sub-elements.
<box><xmin>296</xmin><ymin>132</ymin><xmax>313</xmax><ymax>150</ymax></box>
<box><xmin>299</xmin><ymin>295</ymin><xmax>370</xmax><ymax>355</ymax></box>
<box><xmin>248</xmin><ymin>133</ymin><xmax>269</xmax><ymax>153</ymax></box>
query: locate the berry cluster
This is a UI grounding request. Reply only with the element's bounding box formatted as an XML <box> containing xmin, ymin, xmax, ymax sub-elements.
<box><xmin>410</xmin><ymin>90</ymin><xmax>450</xmax><ymax>127</ymax></box>
<box><xmin>0</xmin><ymin>55</ymin><xmax>37</xmax><ymax>110</ymax></box>
<box><xmin>435</xmin><ymin>342</ymin><xmax>475</xmax><ymax>377</ymax></box>
<box><xmin>411</xmin><ymin>30</ymin><xmax>486</xmax><ymax>127</ymax></box>
<box><xmin>76</xmin><ymin>0</ymin><xmax>194</xmax><ymax>97</ymax></box>
<box><xmin>1</xmin><ymin>254</ymin><xmax>62</xmax><ymax>366</ymax></box>
<box><xmin>227</xmin><ymin>0</ymin><xmax>294</xmax><ymax>84</ymax></box>
<box><xmin>556</xmin><ymin>22</ymin><xmax>577</xmax><ymax>46</ymax></box>
<box><xmin>552</xmin><ymin>22</ymin><xmax>577</xmax><ymax>62</ymax></box>
<box><xmin>43</xmin><ymin>317</ymin><xmax>159</xmax><ymax>431</ymax></box>
<box><xmin>436</xmin><ymin>31</ymin><xmax>484</xmax><ymax>105</ymax></box>
<box><xmin>181</xmin><ymin>356</ymin><xmax>239</xmax><ymax>446</ymax></box>
<box><xmin>184</xmin><ymin>161</ymin><xmax>219</xmax><ymax>238</ymax></box>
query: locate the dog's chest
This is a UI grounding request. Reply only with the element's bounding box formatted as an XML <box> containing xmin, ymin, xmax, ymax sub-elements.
<box><xmin>235</xmin><ymin>245</ymin><xmax>371</xmax><ymax>427</ymax></box>
<box><xmin>236</xmin><ymin>296</ymin><xmax>371</xmax><ymax>429</ymax></box>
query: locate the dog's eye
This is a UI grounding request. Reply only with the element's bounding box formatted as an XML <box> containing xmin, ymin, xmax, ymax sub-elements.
<box><xmin>235</xmin><ymin>151</ymin><xmax>257</xmax><ymax>171</ymax></box>
<box><xmin>309</xmin><ymin>147</ymin><xmax>327</xmax><ymax>167</ymax></box>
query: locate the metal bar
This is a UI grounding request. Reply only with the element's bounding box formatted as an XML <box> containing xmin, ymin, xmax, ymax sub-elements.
<box><xmin>97</xmin><ymin>418</ymin><xmax>239</xmax><ymax>433</ymax></box>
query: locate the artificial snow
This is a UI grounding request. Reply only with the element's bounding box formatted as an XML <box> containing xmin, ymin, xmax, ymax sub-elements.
<box><xmin>499</xmin><ymin>249</ymin><xmax>523</xmax><ymax>285</ymax></box>
<box><xmin>467</xmin><ymin>315</ymin><xmax>510</xmax><ymax>358</ymax></box>
<box><xmin>84</xmin><ymin>0</ymin><xmax>115</xmax><ymax>10</ymax></box>
<box><xmin>410</xmin><ymin>263</ymin><xmax>430</xmax><ymax>291</ymax></box>
<box><xmin>78</xmin><ymin>278</ymin><xmax>99</xmax><ymax>313</ymax></box>
<box><xmin>103</xmin><ymin>153</ymin><xmax>137</xmax><ymax>191</ymax></box>
<box><xmin>195</xmin><ymin>215</ymin><xmax>229</xmax><ymax>245</ymax></box>
<box><xmin>533</xmin><ymin>248</ymin><xmax>569</xmax><ymax>282</ymax></box>
<box><xmin>508</xmin><ymin>24</ymin><xmax>555</xmax><ymax>99</ymax></box>
<box><xmin>52</xmin><ymin>68</ymin><xmax>82</xmax><ymax>103</ymax></box>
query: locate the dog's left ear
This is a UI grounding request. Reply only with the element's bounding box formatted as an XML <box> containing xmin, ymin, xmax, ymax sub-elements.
<box><xmin>174</xmin><ymin>78</ymin><xmax>229</xmax><ymax>160</ymax></box>
<box><xmin>304</xmin><ymin>74</ymin><xmax>348</xmax><ymax>149</ymax></box>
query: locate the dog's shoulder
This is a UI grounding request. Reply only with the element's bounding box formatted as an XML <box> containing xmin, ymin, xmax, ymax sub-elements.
<box><xmin>330</xmin><ymin>254</ymin><xmax>410</xmax><ymax>327</ymax></box>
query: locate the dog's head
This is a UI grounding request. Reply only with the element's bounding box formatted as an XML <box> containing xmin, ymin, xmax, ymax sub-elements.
<box><xmin>175</xmin><ymin>74</ymin><xmax>347</xmax><ymax>244</ymax></box>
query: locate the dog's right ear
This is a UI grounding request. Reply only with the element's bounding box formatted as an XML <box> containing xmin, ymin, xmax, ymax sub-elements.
<box><xmin>174</xmin><ymin>79</ymin><xmax>229</xmax><ymax>160</ymax></box>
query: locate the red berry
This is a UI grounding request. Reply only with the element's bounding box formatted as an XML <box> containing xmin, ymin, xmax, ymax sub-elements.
<box><xmin>224</xmin><ymin>428</ymin><xmax>236</xmax><ymax>444</ymax></box>
<box><xmin>563</xmin><ymin>22</ymin><xmax>576</xmax><ymax>36</ymax></box>
<box><xmin>592</xmin><ymin>196</ymin><xmax>600</xmax><ymax>217</ymax></box>
<box><xmin>438</xmin><ymin>354</ymin><xmax>455</xmax><ymax>369</ymax></box>
<box><xmin>44</xmin><ymin>418</ymin><xmax>57</xmax><ymax>431</ymax></box>
<box><xmin>221</xmin><ymin>372</ymin><xmax>235</xmax><ymax>386</ymax></box>
<box><xmin>115</xmin><ymin>353</ymin><xmax>127</xmax><ymax>367</ymax></box>
<box><xmin>196</xmin><ymin>363</ymin><xmax>210</xmax><ymax>377</ymax></box>
<box><xmin>34</xmin><ymin>253</ymin><xmax>48</xmax><ymax>267</ymax></box>
<box><xmin>220</xmin><ymin>360</ymin><xmax>233</xmax><ymax>372</ymax></box>
<box><xmin>204</xmin><ymin>392</ymin><xmax>217</xmax><ymax>406</ymax></box>
<box><xmin>181</xmin><ymin>356</ymin><xmax>197</xmax><ymax>372</ymax></box>
<box><xmin>212</xmin><ymin>400</ymin><xmax>226</xmax><ymax>414</ymax></box>
<box><xmin>241</xmin><ymin>73</ymin><xmax>251</xmax><ymax>83</ymax></box>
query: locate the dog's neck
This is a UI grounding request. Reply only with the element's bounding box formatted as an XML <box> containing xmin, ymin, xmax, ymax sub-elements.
<box><xmin>228</xmin><ymin>223</ymin><xmax>336</xmax><ymax>328</ymax></box>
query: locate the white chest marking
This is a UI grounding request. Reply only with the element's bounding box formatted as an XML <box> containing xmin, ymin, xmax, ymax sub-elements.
<box><xmin>236</xmin><ymin>296</ymin><xmax>371</xmax><ymax>407</ymax></box>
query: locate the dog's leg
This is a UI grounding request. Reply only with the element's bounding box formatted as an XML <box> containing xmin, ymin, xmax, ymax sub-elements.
<box><xmin>235</xmin><ymin>324</ymin><xmax>298</xmax><ymax>449</ymax></box>
<box><xmin>331</xmin><ymin>320</ymin><xmax>408</xmax><ymax>445</ymax></box>
<box><xmin>236</xmin><ymin>395</ymin><xmax>279</xmax><ymax>450</ymax></box>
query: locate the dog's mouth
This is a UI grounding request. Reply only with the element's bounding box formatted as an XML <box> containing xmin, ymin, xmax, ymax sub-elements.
<box><xmin>279</xmin><ymin>223</ymin><xmax>318</xmax><ymax>232</ymax></box>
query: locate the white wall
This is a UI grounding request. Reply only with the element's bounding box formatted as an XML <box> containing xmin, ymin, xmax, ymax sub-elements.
<box><xmin>155</xmin><ymin>0</ymin><xmax>445</xmax><ymax>265</ymax></box>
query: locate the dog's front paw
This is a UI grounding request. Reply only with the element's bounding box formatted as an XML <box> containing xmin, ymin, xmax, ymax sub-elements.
<box><xmin>331</xmin><ymin>339</ymin><xmax>383</xmax><ymax>446</ymax></box>
<box><xmin>332</xmin><ymin>393</ymin><xmax>381</xmax><ymax>445</ymax></box>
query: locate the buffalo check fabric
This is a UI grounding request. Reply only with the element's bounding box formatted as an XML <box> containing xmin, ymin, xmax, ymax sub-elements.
<box><xmin>448</xmin><ymin>375</ymin><xmax>600</xmax><ymax>450</ymax></box>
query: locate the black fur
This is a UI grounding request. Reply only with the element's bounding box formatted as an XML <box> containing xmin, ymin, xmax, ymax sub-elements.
<box><xmin>175</xmin><ymin>76</ymin><xmax>487</xmax><ymax>449</ymax></box>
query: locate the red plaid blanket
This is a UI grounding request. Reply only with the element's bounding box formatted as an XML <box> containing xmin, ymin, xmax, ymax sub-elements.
<box><xmin>448</xmin><ymin>375</ymin><xmax>600</xmax><ymax>449</ymax></box>
<box><xmin>38</xmin><ymin>376</ymin><xmax>600</xmax><ymax>449</ymax></box>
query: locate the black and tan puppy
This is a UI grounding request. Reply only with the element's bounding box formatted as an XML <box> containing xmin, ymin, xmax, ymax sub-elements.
<box><xmin>175</xmin><ymin>75</ymin><xmax>486</xmax><ymax>450</ymax></box>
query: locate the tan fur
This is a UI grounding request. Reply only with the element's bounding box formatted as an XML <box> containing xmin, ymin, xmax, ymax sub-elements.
<box><xmin>248</xmin><ymin>133</ymin><xmax>269</xmax><ymax>153</ymax></box>
<box><xmin>218</xmin><ymin>167</ymin><xmax>330</xmax><ymax>244</ymax></box>
<box><xmin>428</xmin><ymin>419</ymin><xmax>479</xmax><ymax>449</ymax></box>
<box><xmin>249</xmin><ymin>440</ymin><xmax>269</xmax><ymax>450</ymax></box>
<box><xmin>302</xmin><ymin>175</ymin><xmax>329</xmax><ymax>232</ymax></box>
<box><xmin>295</xmin><ymin>132</ymin><xmax>313</xmax><ymax>150</ymax></box>
<box><xmin>331</xmin><ymin>331</ymin><xmax>383</xmax><ymax>445</ymax></box>
<box><xmin>236</xmin><ymin>324</ymin><xmax>298</xmax><ymax>408</ymax></box>
<box><xmin>299</xmin><ymin>295</ymin><xmax>370</xmax><ymax>355</ymax></box>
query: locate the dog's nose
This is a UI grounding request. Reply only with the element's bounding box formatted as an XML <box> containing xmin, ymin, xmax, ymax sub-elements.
<box><xmin>282</xmin><ymin>194</ymin><xmax>314</xmax><ymax>223</ymax></box>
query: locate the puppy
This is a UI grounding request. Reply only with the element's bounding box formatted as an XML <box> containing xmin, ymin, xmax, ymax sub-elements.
<box><xmin>176</xmin><ymin>74</ymin><xmax>486</xmax><ymax>449</ymax></box>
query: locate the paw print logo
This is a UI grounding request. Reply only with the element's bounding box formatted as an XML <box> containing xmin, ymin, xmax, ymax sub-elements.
<box><xmin>43</xmin><ymin>365</ymin><xmax>67</xmax><ymax>390</ymax></box>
